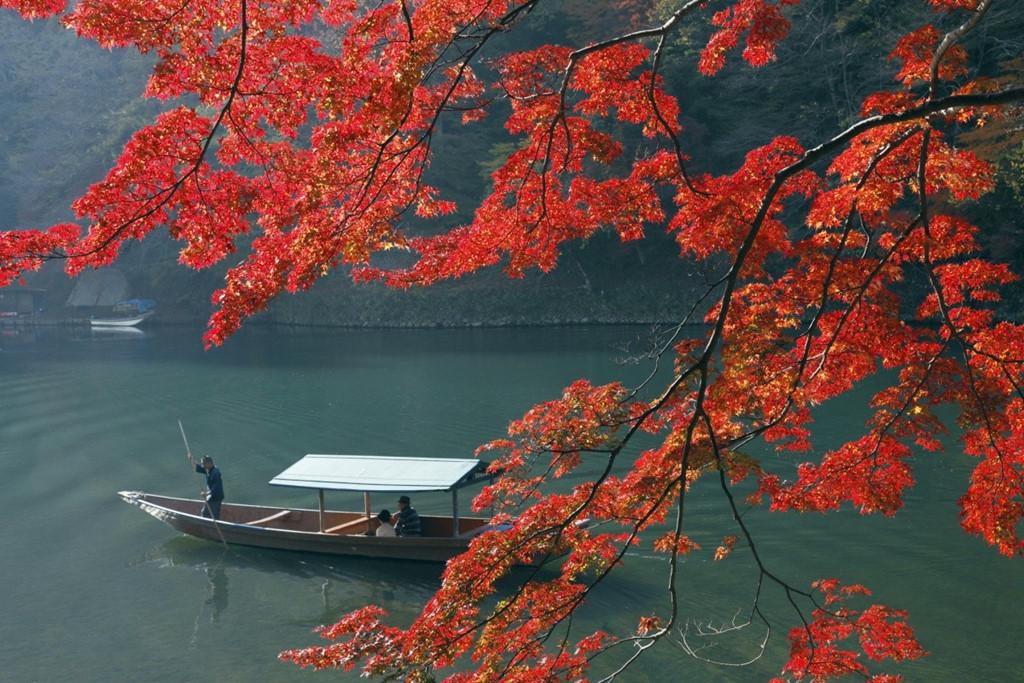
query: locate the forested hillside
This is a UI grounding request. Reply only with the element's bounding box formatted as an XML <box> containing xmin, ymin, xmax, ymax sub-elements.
<box><xmin>2</xmin><ymin>1</ymin><xmax>1022</xmax><ymax>325</ymax></box>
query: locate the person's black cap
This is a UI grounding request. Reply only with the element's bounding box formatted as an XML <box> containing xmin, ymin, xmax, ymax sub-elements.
<box><xmin>398</xmin><ymin>495</ymin><xmax>411</xmax><ymax>504</ymax></box>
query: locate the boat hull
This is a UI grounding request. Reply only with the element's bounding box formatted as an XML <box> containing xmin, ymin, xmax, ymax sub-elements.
<box><xmin>120</xmin><ymin>491</ymin><xmax>490</xmax><ymax>563</ymax></box>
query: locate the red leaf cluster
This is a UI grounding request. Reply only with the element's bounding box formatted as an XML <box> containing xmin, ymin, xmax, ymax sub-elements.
<box><xmin>776</xmin><ymin>579</ymin><xmax>926</xmax><ymax>682</ymax></box>
<box><xmin>699</xmin><ymin>0</ymin><xmax>800</xmax><ymax>75</ymax></box>
<box><xmin>0</xmin><ymin>223</ymin><xmax>78</xmax><ymax>288</ymax></box>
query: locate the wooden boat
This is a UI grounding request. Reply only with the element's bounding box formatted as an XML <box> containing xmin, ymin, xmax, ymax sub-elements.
<box><xmin>120</xmin><ymin>454</ymin><xmax>505</xmax><ymax>563</ymax></box>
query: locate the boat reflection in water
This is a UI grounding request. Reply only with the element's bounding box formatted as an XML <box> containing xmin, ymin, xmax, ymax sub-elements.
<box><xmin>204</xmin><ymin>564</ymin><xmax>228</xmax><ymax>623</ymax></box>
<box><xmin>129</xmin><ymin>535</ymin><xmax>445</xmax><ymax>627</ymax></box>
<box><xmin>91</xmin><ymin>325</ymin><xmax>146</xmax><ymax>338</ymax></box>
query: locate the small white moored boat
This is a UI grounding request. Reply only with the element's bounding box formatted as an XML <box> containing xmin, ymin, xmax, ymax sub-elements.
<box><xmin>91</xmin><ymin>311</ymin><xmax>154</xmax><ymax>327</ymax></box>
<box><xmin>91</xmin><ymin>299</ymin><xmax>156</xmax><ymax>327</ymax></box>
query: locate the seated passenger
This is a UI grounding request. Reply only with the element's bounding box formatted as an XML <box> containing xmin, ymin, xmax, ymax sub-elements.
<box><xmin>394</xmin><ymin>495</ymin><xmax>422</xmax><ymax>536</ymax></box>
<box><xmin>375</xmin><ymin>509</ymin><xmax>396</xmax><ymax>537</ymax></box>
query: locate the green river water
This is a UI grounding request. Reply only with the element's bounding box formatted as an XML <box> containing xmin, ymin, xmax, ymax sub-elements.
<box><xmin>0</xmin><ymin>325</ymin><xmax>1020</xmax><ymax>682</ymax></box>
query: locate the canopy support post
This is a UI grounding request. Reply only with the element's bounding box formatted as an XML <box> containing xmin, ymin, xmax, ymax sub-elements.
<box><xmin>452</xmin><ymin>488</ymin><xmax>460</xmax><ymax>537</ymax></box>
<box><xmin>489</xmin><ymin>475</ymin><xmax>495</xmax><ymax>517</ymax></box>
<box><xmin>318</xmin><ymin>489</ymin><xmax>325</xmax><ymax>533</ymax></box>
<box><xmin>364</xmin><ymin>492</ymin><xmax>372</xmax><ymax>534</ymax></box>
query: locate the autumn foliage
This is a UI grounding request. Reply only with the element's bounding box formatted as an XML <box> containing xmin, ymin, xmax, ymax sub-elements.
<box><xmin>2</xmin><ymin>0</ymin><xmax>1023</xmax><ymax>680</ymax></box>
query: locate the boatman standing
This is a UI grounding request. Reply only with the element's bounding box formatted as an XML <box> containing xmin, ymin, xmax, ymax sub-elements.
<box><xmin>189</xmin><ymin>454</ymin><xmax>225</xmax><ymax>519</ymax></box>
<box><xmin>394</xmin><ymin>495</ymin><xmax>422</xmax><ymax>536</ymax></box>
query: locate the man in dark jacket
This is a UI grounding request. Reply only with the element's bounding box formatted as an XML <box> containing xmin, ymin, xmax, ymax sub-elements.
<box><xmin>394</xmin><ymin>495</ymin><xmax>422</xmax><ymax>536</ymax></box>
<box><xmin>190</xmin><ymin>454</ymin><xmax>225</xmax><ymax>519</ymax></box>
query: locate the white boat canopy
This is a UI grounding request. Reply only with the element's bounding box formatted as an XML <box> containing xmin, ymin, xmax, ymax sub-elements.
<box><xmin>269</xmin><ymin>454</ymin><xmax>489</xmax><ymax>493</ymax></box>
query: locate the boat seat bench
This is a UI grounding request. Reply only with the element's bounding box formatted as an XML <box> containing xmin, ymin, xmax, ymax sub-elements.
<box><xmin>246</xmin><ymin>510</ymin><xmax>292</xmax><ymax>526</ymax></box>
<box><xmin>324</xmin><ymin>518</ymin><xmax>373</xmax><ymax>534</ymax></box>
